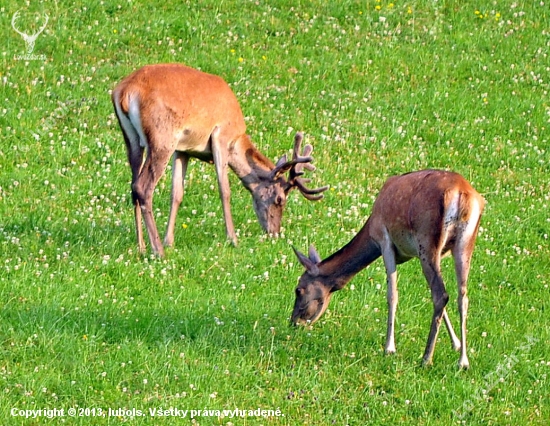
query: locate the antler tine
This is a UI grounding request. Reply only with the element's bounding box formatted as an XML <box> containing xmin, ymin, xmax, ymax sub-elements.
<box><xmin>11</xmin><ymin>11</ymin><xmax>24</xmax><ymax>36</ymax></box>
<box><xmin>293</xmin><ymin>178</ymin><xmax>328</xmax><ymax>201</ymax></box>
<box><xmin>292</xmin><ymin>132</ymin><xmax>304</xmax><ymax>158</ymax></box>
<box><xmin>289</xmin><ymin>133</ymin><xmax>315</xmax><ymax>177</ymax></box>
<box><xmin>285</xmin><ymin>132</ymin><xmax>328</xmax><ymax>200</ymax></box>
<box><xmin>292</xmin><ymin>150</ymin><xmax>316</xmax><ymax>177</ymax></box>
<box><xmin>270</xmin><ymin>154</ymin><xmax>313</xmax><ymax>180</ymax></box>
<box><xmin>38</xmin><ymin>14</ymin><xmax>49</xmax><ymax>33</ymax></box>
<box><xmin>271</xmin><ymin>132</ymin><xmax>317</xmax><ymax>180</ymax></box>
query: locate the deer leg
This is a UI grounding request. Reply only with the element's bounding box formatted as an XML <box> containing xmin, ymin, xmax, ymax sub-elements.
<box><xmin>125</xmin><ymin>132</ymin><xmax>146</xmax><ymax>253</ymax></box>
<box><xmin>133</xmin><ymin>147</ymin><xmax>173</xmax><ymax>257</ymax></box>
<box><xmin>381</xmin><ymin>245</ymin><xmax>398</xmax><ymax>354</ymax></box>
<box><xmin>457</xmin><ymin>282</ymin><xmax>470</xmax><ymax>370</ymax></box>
<box><xmin>131</xmin><ymin>162</ymin><xmax>146</xmax><ymax>254</ymax></box>
<box><xmin>211</xmin><ymin>127</ymin><xmax>237</xmax><ymax>245</ymax></box>
<box><xmin>114</xmin><ymin>96</ymin><xmax>148</xmax><ymax>254</ymax></box>
<box><xmin>420</xmin><ymin>256</ymin><xmax>449</xmax><ymax>366</ymax></box>
<box><xmin>442</xmin><ymin>308</ymin><xmax>462</xmax><ymax>352</ymax></box>
<box><xmin>164</xmin><ymin>152</ymin><xmax>189</xmax><ymax>248</ymax></box>
<box><xmin>453</xmin><ymin>245</ymin><xmax>475</xmax><ymax>370</ymax></box>
<box><xmin>133</xmin><ymin>198</ymin><xmax>145</xmax><ymax>253</ymax></box>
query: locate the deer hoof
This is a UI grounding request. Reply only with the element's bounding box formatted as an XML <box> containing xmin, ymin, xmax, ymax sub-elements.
<box><xmin>384</xmin><ymin>346</ymin><xmax>396</xmax><ymax>355</ymax></box>
<box><xmin>421</xmin><ymin>357</ymin><xmax>434</xmax><ymax>368</ymax></box>
<box><xmin>458</xmin><ymin>357</ymin><xmax>470</xmax><ymax>370</ymax></box>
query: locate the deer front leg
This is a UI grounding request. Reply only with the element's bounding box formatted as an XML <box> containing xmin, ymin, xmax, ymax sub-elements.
<box><xmin>164</xmin><ymin>152</ymin><xmax>189</xmax><ymax>248</ymax></box>
<box><xmin>211</xmin><ymin>127</ymin><xmax>237</xmax><ymax>245</ymax></box>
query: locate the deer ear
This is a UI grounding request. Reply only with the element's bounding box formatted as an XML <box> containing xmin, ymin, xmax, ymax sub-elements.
<box><xmin>274</xmin><ymin>154</ymin><xmax>287</xmax><ymax>168</ymax></box>
<box><xmin>293</xmin><ymin>246</ymin><xmax>320</xmax><ymax>276</ymax></box>
<box><xmin>308</xmin><ymin>245</ymin><xmax>322</xmax><ymax>264</ymax></box>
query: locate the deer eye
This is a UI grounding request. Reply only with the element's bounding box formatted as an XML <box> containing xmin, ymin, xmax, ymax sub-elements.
<box><xmin>276</xmin><ymin>195</ymin><xmax>284</xmax><ymax>206</ymax></box>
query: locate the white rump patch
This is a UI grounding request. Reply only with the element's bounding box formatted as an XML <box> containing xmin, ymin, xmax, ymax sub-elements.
<box><xmin>462</xmin><ymin>197</ymin><xmax>482</xmax><ymax>241</ymax></box>
<box><xmin>113</xmin><ymin>92</ymin><xmax>147</xmax><ymax>152</ymax></box>
<box><xmin>127</xmin><ymin>95</ymin><xmax>148</xmax><ymax>149</ymax></box>
<box><xmin>444</xmin><ymin>192</ymin><xmax>460</xmax><ymax>228</ymax></box>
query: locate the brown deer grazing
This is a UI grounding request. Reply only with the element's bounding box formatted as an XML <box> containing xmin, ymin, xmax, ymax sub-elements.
<box><xmin>112</xmin><ymin>63</ymin><xmax>327</xmax><ymax>256</ymax></box>
<box><xmin>291</xmin><ymin>170</ymin><xmax>485</xmax><ymax>369</ymax></box>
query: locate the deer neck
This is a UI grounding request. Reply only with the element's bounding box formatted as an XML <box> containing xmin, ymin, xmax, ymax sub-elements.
<box><xmin>319</xmin><ymin>219</ymin><xmax>382</xmax><ymax>291</ymax></box>
<box><xmin>228</xmin><ymin>135</ymin><xmax>275</xmax><ymax>191</ymax></box>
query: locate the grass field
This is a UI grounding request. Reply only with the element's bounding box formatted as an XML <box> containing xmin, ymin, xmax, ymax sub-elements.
<box><xmin>1</xmin><ymin>0</ymin><xmax>549</xmax><ymax>424</ymax></box>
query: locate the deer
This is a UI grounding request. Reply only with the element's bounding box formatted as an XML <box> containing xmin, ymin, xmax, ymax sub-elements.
<box><xmin>111</xmin><ymin>63</ymin><xmax>327</xmax><ymax>257</ymax></box>
<box><xmin>291</xmin><ymin>170</ymin><xmax>485</xmax><ymax>369</ymax></box>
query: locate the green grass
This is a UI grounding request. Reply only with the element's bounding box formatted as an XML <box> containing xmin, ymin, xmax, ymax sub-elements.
<box><xmin>1</xmin><ymin>0</ymin><xmax>549</xmax><ymax>424</ymax></box>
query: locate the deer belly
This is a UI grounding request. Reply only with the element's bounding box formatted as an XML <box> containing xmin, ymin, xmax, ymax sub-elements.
<box><xmin>392</xmin><ymin>232</ymin><xmax>420</xmax><ymax>261</ymax></box>
<box><xmin>175</xmin><ymin>128</ymin><xmax>212</xmax><ymax>157</ymax></box>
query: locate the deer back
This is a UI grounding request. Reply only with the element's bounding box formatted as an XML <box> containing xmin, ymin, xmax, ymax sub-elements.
<box><xmin>113</xmin><ymin>63</ymin><xmax>247</xmax><ymax>154</ymax></box>
<box><xmin>368</xmin><ymin>170</ymin><xmax>483</xmax><ymax>260</ymax></box>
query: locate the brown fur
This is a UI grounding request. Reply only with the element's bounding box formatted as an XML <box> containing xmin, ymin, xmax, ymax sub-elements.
<box><xmin>112</xmin><ymin>63</ymin><xmax>327</xmax><ymax>256</ymax></box>
<box><xmin>292</xmin><ymin>170</ymin><xmax>484</xmax><ymax>369</ymax></box>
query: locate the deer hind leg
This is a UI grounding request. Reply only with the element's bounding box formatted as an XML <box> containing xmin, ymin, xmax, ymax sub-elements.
<box><xmin>442</xmin><ymin>308</ymin><xmax>462</xmax><ymax>352</ymax></box>
<box><xmin>381</xmin><ymin>243</ymin><xmax>398</xmax><ymax>354</ymax></box>
<box><xmin>452</xmin><ymin>224</ymin><xmax>481</xmax><ymax>369</ymax></box>
<box><xmin>454</xmin><ymin>251</ymin><xmax>471</xmax><ymax>370</ymax></box>
<box><xmin>115</xmin><ymin>104</ymin><xmax>146</xmax><ymax>253</ymax></box>
<box><xmin>164</xmin><ymin>151</ymin><xmax>189</xmax><ymax>248</ymax></box>
<box><xmin>210</xmin><ymin>126</ymin><xmax>237</xmax><ymax>245</ymax></box>
<box><xmin>133</xmin><ymin>144</ymin><xmax>174</xmax><ymax>257</ymax></box>
<box><xmin>130</xmin><ymin>145</ymin><xmax>146</xmax><ymax>253</ymax></box>
<box><xmin>420</xmin><ymin>252</ymin><xmax>449</xmax><ymax>366</ymax></box>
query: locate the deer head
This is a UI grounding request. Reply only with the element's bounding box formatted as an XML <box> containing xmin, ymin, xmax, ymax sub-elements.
<box><xmin>250</xmin><ymin>133</ymin><xmax>328</xmax><ymax>235</ymax></box>
<box><xmin>290</xmin><ymin>245</ymin><xmax>334</xmax><ymax>325</ymax></box>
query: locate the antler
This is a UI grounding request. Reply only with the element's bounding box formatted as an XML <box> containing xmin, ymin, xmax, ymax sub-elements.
<box><xmin>35</xmin><ymin>13</ymin><xmax>49</xmax><ymax>37</ymax></box>
<box><xmin>271</xmin><ymin>132</ymin><xmax>328</xmax><ymax>201</ymax></box>
<box><xmin>11</xmin><ymin>10</ymin><xmax>49</xmax><ymax>40</ymax></box>
<box><xmin>11</xmin><ymin>11</ymin><xmax>25</xmax><ymax>37</ymax></box>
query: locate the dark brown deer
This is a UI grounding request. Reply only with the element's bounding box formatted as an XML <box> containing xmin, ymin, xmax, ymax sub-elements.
<box><xmin>291</xmin><ymin>170</ymin><xmax>485</xmax><ymax>369</ymax></box>
<box><xmin>112</xmin><ymin>63</ymin><xmax>327</xmax><ymax>256</ymax></box>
